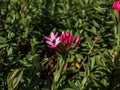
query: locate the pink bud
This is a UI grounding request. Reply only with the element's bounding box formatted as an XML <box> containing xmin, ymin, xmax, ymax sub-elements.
<box><xmin>66</xmin><ymin>32</ymin><xmax>70</xmax><ymax>37</ymax></box>
<box><xmin>60</xmin><ymin>32</ymin><xmax>66</xmax><ymax>42</ymax></box>
<box><xmin>112</xmin><ymin>1</ymin><xmax>120</xmax><ymax>21</ymax></box>
<box><xmin>112</xmin><ymin>1</ymin><xmax>120</xmax><ymax>12</ymax></box>
<box><xmin>117</xmin><ymin>1</ymin><xmax>120</xmax><ymax>12</ymax></box>
<box><xmin>75</xmin><ymin>36</ymin><xmax>81</xmax><ymax>44</ymax></box>
<box><xmin>68</xmin><ymin>34</ymin><xmax>73</xmax><ymax>44</ymax></box>
<box><xmin>72</xmin><ymin>36</ymin><xmax>81</xmax><ymax>49</ymax></box>
<box><xmin>112</xmin><ymin>1</ymin><xmax>118</xmax><ymax>10</ymax></box>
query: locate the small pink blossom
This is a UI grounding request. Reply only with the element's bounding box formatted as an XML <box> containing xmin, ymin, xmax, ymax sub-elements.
<box><xmin>45</xmin><ymin>32</ymin><xmax>81</xmax><ymax>51</ymax></box>
<box><xmin>60</xmin><ymin>32</ymin><xmax>73</xmax><ymax>48</ymax></box>
<box><xmin>112</xmin><ymin>1</ymin><xmax>120</xmax><ymax>11</ymax></box>
<box><xmin>72</xmin><ymin>36</ymin><xmax>81</xmax><ymax>49</ymax></box>
<box><xmin>112</xmin><ymin>0</ymin><xmax>120</xmax><ymax>21</ymax></box>
<box><xmin>44</xmin><ymin>32</ymin><xmax>61</xmax><ymax>48</ymax></box>
<box><xmin>75</xmin><ymin>36</ymin><xmax>81</xmax><ymax>44</ymax></box>
<box><xmin>60</xmin><ymin>32</ymin><xmax>81</xmax><ymax>49</ymax></box>
<box><xmin>112</xmin><ymin>1</ymin><xmax>118</xmax><ymax>10</ymax></box>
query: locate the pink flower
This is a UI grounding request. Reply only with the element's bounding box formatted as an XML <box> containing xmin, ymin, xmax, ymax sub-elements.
<box><xmin>60</xmin><ymin>32</ymin><xmax>73</xmax><ymax>48</ymax></box>
<box><xmin>75</xmin><ymin>36</ymin><xmax>81</xmax><ymax>45</ymax></box>
<box><xmin>112</xmin><ymin>0</ymin><xmax>120</xmax><ymax>12</ymax></box>
<box><xmin>112</xmin><ymin>0</ymin><xmax>120</xmax><ymax>21</ymax></box>
<box><xmin>112</xmin><ymin>1</ymin><xmax>118</xmax><ymax>10</ymax></box>
<box><xmin>44</xmin><ymin>32</ymin><xmax>61</xmax><ymax>48</ymax></box>
<box><xmin>72</xmin><ymin>36</ymin><xmax>81</xmax><ymax>49</ymax></box>
<box><xmin>45</xmin><ymin>32</ymin><xmax>81</xmax><ymax>51</ymax></box>
<box><xmin>60</xmin><ymin>32</ymin><xmax>81</xmax><ymax>49</ymax></box>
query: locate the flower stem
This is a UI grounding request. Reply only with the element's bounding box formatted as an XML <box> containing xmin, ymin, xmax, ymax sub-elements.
<box><xmin>51</xmin><ymin>52</ymin><xmax>68</xmax><ymax>89</ymax></box>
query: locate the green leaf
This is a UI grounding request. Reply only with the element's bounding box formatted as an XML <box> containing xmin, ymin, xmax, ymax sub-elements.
<box><xmin>92</xmin><ymin>20</ymin><xmax>99</xmax><ymax>28</ymax></box>
<box><xmin>84</xmin><ymin>32</ymin><xmax>92</xmax><ymax>48</ymax></box>
<box><xmin>63</xmin><ymin>88</ymin><xmax>74</xmax><ymax>90</ymax></box>
<box><xmin>7</xmin><ymin>69</ymin><xmax>23</xmax><ymax>90</ymax></box>
<box><xmin>94</xmin><ymin>55</ymin><xmax>104</xmax><ymax>66</ymax></box>
<box><xmin>81</xmin><ymin>77</ymin><xmax>88</xmax><ymax>88</ymax></box>
<box><xmin>75</xmin><ymin>54</ymin><xmax>83</xmax><ymax>62</ymax></box>
<box><xmin>68</xmin><ymin>80</ymin><xmax>79</xmax><ymax>90</ymax></box>
<box><xmin>91</xmin><ymin>26</ymin><xmax>97</xmax><ymax>35</ymax></box>
<box><xmin>54</xmin><ymin>71</ymin><xmax>60</xmax><ymax>82</ymax></box>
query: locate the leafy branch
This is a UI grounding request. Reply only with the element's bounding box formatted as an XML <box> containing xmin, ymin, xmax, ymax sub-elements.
<box><xmin>79</xmin><ymin>26</ymin><xmax>103</xmax><ymax>70</ymax></box>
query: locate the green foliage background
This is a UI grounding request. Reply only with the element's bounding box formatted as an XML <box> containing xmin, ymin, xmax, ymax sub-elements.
<box><xmin>0</xmin><ymin>0</ymin><xmax>120</xmax><ymax>90</ymax></box>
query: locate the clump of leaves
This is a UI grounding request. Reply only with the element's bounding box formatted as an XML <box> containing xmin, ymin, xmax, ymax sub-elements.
<box><xmin>0</xmin><ymin>0</ymin><xmax>119</xmax><ymax>90</ymax></box>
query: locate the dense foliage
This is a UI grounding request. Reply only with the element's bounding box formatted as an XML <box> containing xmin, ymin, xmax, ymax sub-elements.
<box><xmin>0</xmin><ymin>0</ymin><xmax>120</xmax><ymax>90</ymax></box>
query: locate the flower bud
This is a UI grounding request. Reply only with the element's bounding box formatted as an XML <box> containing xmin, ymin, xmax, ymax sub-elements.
<box><xmin>72</xmin><ymin>36</ymin><xmax>81</xmax><ymax>49</ymax></box>
<box><xmin>75</xmin><ymin>36</ymin><xmax>81</xmax><ymax>45</ymax></box>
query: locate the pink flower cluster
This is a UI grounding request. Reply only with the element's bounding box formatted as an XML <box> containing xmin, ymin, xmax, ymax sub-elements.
<box><xmin>44</xmin><ymin>32</ymin><xmax>81</xmax><ymax>50</ymax></box>
<box><xmin>60</xmin><ymin>32</ymin><xmax>80</xmax><ymax>49</ymax></box>
<box><xmin>44</xmin><ymin>32</ymin><xmax>61</xmax><ymax>48</ymax></box>
<box><xmin>112</xmin><ymin>0</ymin><xmax>120</xmax><ymax>12</ymax></box>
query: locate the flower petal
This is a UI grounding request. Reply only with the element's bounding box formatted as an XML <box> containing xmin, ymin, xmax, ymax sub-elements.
<box><xmin>50</xmin><ymin>32</ymin><xmax>55</xmax><ymax>40</ymax></box>
<box><xmin>55</xmin><ymin>32</ymin><xmax>58</xmax><ymax>38</ymax></box>
<box><xmin>44</xmin><ymin>36</ymin><xmax>51</xmax><ymax>41</ymax></box>
<box><xmin>46</xmin><ymin>41</ymin><xmax>54</xmax><ymax>46</ymax></box>
<box><xmin>55</xmin><ymin>37</ymin><xmax>61</xmax><ymax>46</ymax></box>
<box><xmin>68</xmin><ymin>34</ymin><xmax>73</xmax><ymax>44</ymax></box>
<box><xmin>48</xmin><ymin>45</ymin><xmax>56</xmax><ymax>48</ymax></box>
<box><xmin>75</xmin><ymin>36</ymin><xmax>81</xmax><ymax>44</ymax></box>
<box><xmin>112</xmin><ymin>1</ymin><xmax>118</xmax><ymax>9</ymax></box>
<box><xmin>117</xmin><ymin>1</ymin><xmax>120</xmax><ymax>12</ymax></box>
